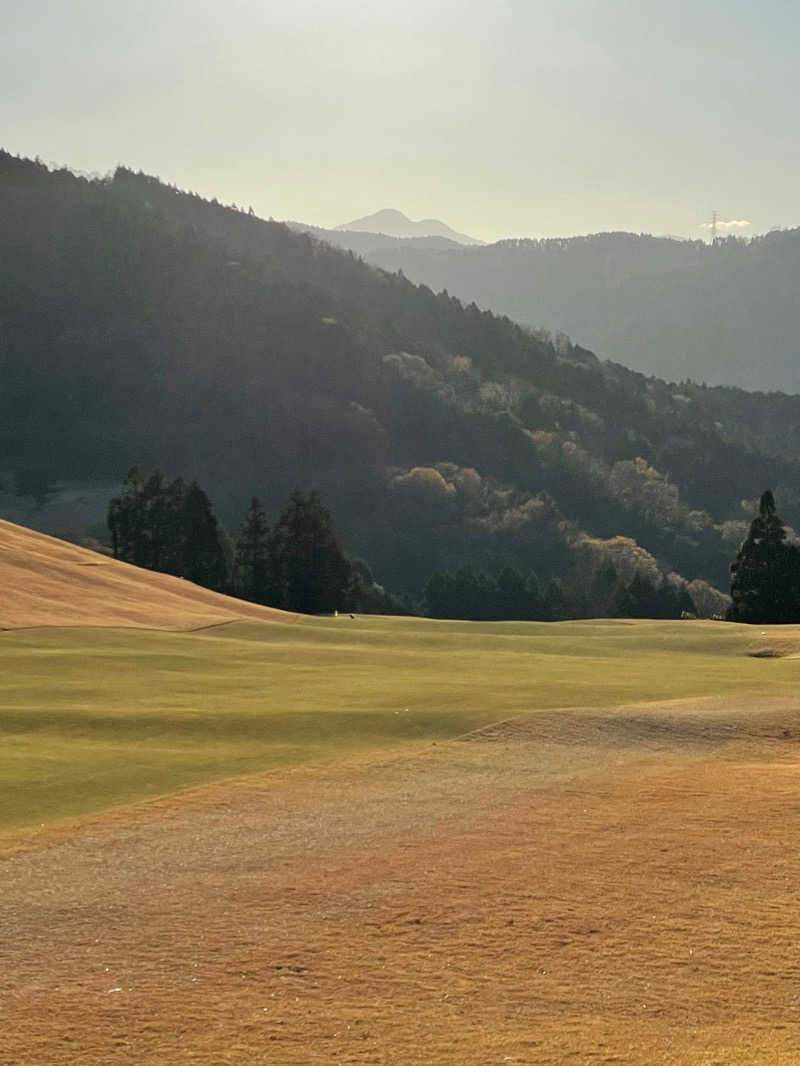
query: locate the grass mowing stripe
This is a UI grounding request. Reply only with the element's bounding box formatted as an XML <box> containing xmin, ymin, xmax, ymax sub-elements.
<box><xmin>1</xmin><ymin>618</ymin><xmax>797</xmax><ymax>830</ymax></box>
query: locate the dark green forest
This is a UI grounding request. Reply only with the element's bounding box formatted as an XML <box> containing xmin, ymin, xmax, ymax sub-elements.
<box><xmin>108</xmin><ymin>470</ymin><xmax>389</xmax><ymax>615</ymax></box>
<box><xmin>3</xmin><ymin>150</ymin><xmax>800</xmax><ymax>613</ymax></box>
<box><xmin>108</xmin><ymin>467</ymin><xmax>698</xmax><ymax>620</ymax></box>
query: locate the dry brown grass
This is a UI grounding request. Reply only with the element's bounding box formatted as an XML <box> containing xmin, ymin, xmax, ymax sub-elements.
<box><xmin>5</xmin><ymin>694</ymin><xmax>800</xmax><ymax>1064</ymax></box>
<box><xmin>0</xmin><ymin>519</ymin><xmax>295</xmax><ymax>629</ymax></box>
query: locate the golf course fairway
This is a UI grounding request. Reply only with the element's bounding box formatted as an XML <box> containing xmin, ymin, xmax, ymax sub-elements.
<box><xmin>1</xmin><ymin>614</ymin><xmax>797</xmax><ymax>831</ymax></box>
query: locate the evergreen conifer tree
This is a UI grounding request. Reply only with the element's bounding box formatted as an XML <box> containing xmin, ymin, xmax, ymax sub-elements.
<box><xmin>524</xmin><ymin>571</ymin><xmax>543</xmax><ymax>621</ymax></box>
<box><xmin>591</xmin><ymin>561</ymin><xmax>622</xmax><ymax>617</ymax></box>
<box><xmin>108</xmin><ymin>469</ymin><xmax>227</xmax><ymax>591</ymax></box>
<box><xmin>268</xmin><ymin>490</ymin><xmax>355</xmax><ymax>613</ymax></box>
<box><xmin>180</xmin><ymin>481</ymin><xmax>227</xmax><ymax>590</ymax></box>
<box><xmin>423</xmin><ymin>571</ymin><xmax>451</xmax><ymax>619</ymax></box>
<box><xmin>543</xmin><ymin>577</ymin><xmax>567</xmax><ymax>621</ymax></box>
<box><xmin>728</xmin><ymin>490</ymin><xmax>800</xmax><ymax>623</ymax></box>
<box><xmin>494</xmin><ymin>566</ymin><xmax>529</xmax><ymax>620</ymax></box>
<box><xmin>234</xmin><ymin>497</ymin><xmax>270</xmax><ymax>603</ymax></box>
<box><xmin>108</xmin><ymin>466</ymin><xmax>149</xmax><ymax>566</ymax></box>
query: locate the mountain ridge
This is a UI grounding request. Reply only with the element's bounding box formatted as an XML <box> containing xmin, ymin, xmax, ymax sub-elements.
<box><xmin>286</xmin><ymin>220</ymin><xmax>465</xmax><ymax>254</ymax></box>
<box><xmin>3</xmin><ymin>150</ymin><xmax>800</xmax><ymax>605</ymax></box>
<box><xmin>358</xmin><ymin>228</ymin><xmax>800</xmax><ymax>392</ymax></box>
<box><xmin>335</xmin><ymin>207</ymin><xmax>483</xmax><ymax>245</ymax></box>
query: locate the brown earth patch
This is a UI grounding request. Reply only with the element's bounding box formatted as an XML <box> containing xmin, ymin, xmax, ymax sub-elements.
<box><xmin>4</xmin><ymin>698</ymin><xmax>800</xmax><ymax>1064</ymax></box>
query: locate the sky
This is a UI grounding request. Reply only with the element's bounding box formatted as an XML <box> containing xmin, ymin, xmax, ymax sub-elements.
<box><xmin>2</xmin><ymin>0</ymin><xmax>799</xmax><ymax>242</ymax></box>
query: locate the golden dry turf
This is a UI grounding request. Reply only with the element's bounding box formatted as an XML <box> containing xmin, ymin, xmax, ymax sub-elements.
<box><xmin>0</xmin><ymin>518</ymin><xmax>295</xmax><ymax>629</ymax></box>
<box><xmin>4</xmin><ymin>519</ymin><xmax>800</xmax><ymax>1064</ymax></box>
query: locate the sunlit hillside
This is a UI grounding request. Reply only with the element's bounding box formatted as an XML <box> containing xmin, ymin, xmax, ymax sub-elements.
<box><xmin>0</xmin><ymin>519</ymin><xmax>294</xmax><ymax>629</ymax></box>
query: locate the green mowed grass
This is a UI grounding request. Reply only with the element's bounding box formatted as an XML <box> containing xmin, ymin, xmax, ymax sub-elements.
<box><xmin>1</xmin><ymin>616</ymin><xmax>796</xmax><ymax>830</ymax></box>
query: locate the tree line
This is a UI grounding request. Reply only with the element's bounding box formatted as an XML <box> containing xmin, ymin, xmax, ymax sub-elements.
<box><xmin>107</xmin><ymin>468</ymin><xmax>404</xmax><ymax>614</ymax></box>
<box><xmin>233</xmin><ymin>492</ymin><xmax>358</xmax><ymax>614</ymax></box>
<box><xmin>106</xmin><ymin>467</ymin><xmax>703</xmax><ymax>620</ymax></box>
<box><xmin>110</xmin><ymin>470</ymin><xmax>798</xmax><ymax>624</ymax></box>
<box><xmin>419</xmin><ymin>490</ymin><xmax>800</xmax><ymax>623</ymax></box>
<box><xmin>423</xmin><ymin>564</ymin><xmax>695</xmax><ymax>621</ymax></box>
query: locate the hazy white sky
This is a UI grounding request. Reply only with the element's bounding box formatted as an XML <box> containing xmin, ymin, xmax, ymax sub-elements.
<box><xmin>3</xmin><ymin>0</ymin><xmax>798</xmax><ymax>241</ymax></box>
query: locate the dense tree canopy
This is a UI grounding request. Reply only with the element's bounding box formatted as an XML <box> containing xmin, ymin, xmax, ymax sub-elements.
<box><xmin>106</xmin><ymin>466</ymin><xmax>724</xmax><ymax>620</ymax></box>
<box><xmin>108</xmin><ymin>468</ymin><xmax>227</xmax><ymax>591</ymax></box>
<box><xmin>423</xmin><ymin>564</ymin><xmax>697</xmax><ymax>621</ymax></box>
<box><xmin>109</xmin><ymin>475</ymin><xmax>360</xmax><ymax>614</ymax></box>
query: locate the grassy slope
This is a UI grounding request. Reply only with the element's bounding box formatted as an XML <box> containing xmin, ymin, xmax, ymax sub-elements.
<box><xmin>0</xmin><ymin>518</ymin><xmax>295</xmax><ymax>629</ymax></box>
<box><xmin>1</xmin><ymin>614</ymin><xmax>797</xmax><ymax>831</ymax></box>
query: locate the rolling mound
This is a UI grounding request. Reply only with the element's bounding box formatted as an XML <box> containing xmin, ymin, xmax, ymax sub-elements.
<box><xmin>0</xmin><ymin>519</ymin><xmax>296</xmax><ymax>629</ymax></box>
<box><xmin>746</xmin><ymin>631</ymin><xmax>800</xmax><ymax>658</ymax></box>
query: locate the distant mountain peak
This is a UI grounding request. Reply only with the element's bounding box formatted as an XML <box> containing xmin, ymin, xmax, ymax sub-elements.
<box><xmin>336</xmin><ymin>208</ymin><xmax>483</xmax><ymax>246</ymax></box>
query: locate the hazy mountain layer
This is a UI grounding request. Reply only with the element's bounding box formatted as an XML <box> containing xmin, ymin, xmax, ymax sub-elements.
<box><xmin>335</xmin><ymin>208</ymin><xmax>482</xmax><ymax>245</ymax></box>
<box><xmin>314</xmin><ymin>229</ymin><xmax>800</xmax><ymax>393</ymax></box>
<box><xmin>3</xmin><ymin>151</ymin><xmax>800</xmax><ymax>599</ymax></box>
<box><xmin>287</xmin><ymin>221</ymin><xmax>464</xmax><ymax>255</ymax></box>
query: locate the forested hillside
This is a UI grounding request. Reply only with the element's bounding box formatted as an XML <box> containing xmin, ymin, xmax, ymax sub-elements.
<box><xmin>3</xmin><ymin>151</ymin><xmax>800</xmax><ymax>605</ymax></box>
<box><xmin>303</xmin><ymin>226</ymin><xmax>800</xmax><ymax>393</ymax></box>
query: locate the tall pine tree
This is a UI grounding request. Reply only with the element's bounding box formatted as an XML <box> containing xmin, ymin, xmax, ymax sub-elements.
<box><xmin>181</xmin><ymin>481</ymin><xmax>227</xmax><ymax>590</ymax></box>
<box><xmin>728</xmin><ymin>490</ymin><xmax>800</xmax><ymax>623</ymax></box>
<box><xmin>108</xmin><ymin>468</ymin><xmax>227</xmax><ymax>591</ymax></box>
<box><xmin>233</xmin><ymin>497</ymin><xmax>270</xmax><ymax>604</ymax></box>
<box><xmin>268</xmin><ymin>490</ymin><xmax>356</xmax><ymax>614</ymax></box>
